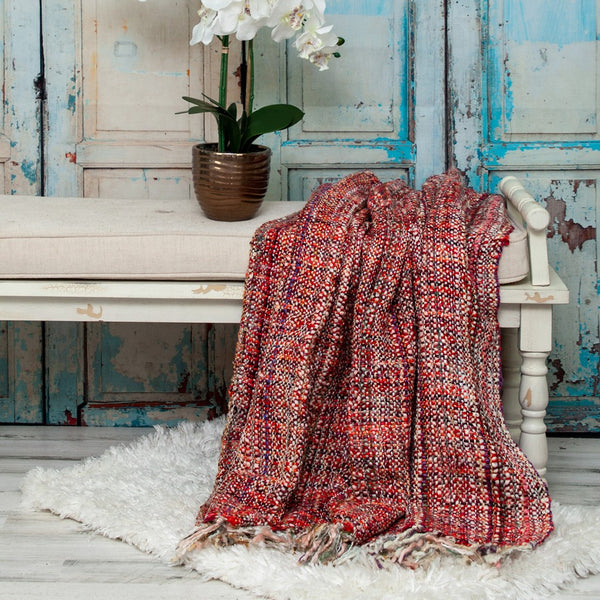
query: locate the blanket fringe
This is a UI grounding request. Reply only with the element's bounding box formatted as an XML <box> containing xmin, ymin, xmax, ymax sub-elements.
<box><xmin>176</xmin><ymin>520</ymin><xmax>535</xmax><ymax>569</ymax></box>
<box><xmin>350</xmin><ymin>527</ymin><xmax>535</xmax><ymax>569</ymax></box>
<box><xmin>295</xmin><ymin>523</ymin><xmax>353</xmax><ymax>565</ymax></box>
<box><xmin>175</xmin><ymin>519</ymin><xmax>293</xmax><ymax>561</ymax></box>
<box><xmin>357</xmin><ymin>527</ymin><xmax>486</xmax><ymax>569</ymax></box>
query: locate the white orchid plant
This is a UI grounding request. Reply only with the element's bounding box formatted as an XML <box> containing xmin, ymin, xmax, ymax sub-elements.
<box><xmin>140</xmin><ymin>0</ymin><xmax>343</xmax><ymax>152</ymax></box>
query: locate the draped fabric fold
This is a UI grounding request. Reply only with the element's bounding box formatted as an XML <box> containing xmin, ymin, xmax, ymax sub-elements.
<box><xmin>179</xmin><ymin>170</ymin><xmax>553</xmax><ymax>567</ymax></box>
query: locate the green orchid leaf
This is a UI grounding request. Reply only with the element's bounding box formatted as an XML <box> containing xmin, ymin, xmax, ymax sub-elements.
<box><xmin>182</xmin><ymin>94</ymin><xmax>222</xmax><ymax>109</ymax></box>
<box><xmin>220</xmin><ymin>114</ymin><xmax>242</xmax><ymax>152</ymax></box>
<box><xmin>227</xmin><ymin>102</ymin><xmax>238</xmax><ymax>120</ymax></box>
<box><xmin>200</xmin><ymin>93</ymin><xmax>225</xmax><ymax>108</ymax></box>
<box><xmin>181</xmin><ymin>96</ymin><xmax>207</xmax><ymax>106</ymax></box>
<box><xmin>240</xmin><ymin>104</ymin><xmax>304</xmax><ymax>151</ymax></box>
<box><xmin>179</xmin><ymin>96</ymin><xmax>237</xmax><ymax>122</ymax></box>
<box><xmin>178</xmin><ymin>105</ymin><xmax>213</xmax><ymax>115</ymax></box>
<box><xmin>179</xmin><ymin>97</ymin><xmax>303</xmax><ymax>153</ymax></box>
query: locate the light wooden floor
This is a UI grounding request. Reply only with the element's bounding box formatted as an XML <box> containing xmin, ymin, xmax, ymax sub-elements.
<box><xmin>1</xmin><ymin>426</ymin><xmax>599</xmax><ymax>599</ymax></box>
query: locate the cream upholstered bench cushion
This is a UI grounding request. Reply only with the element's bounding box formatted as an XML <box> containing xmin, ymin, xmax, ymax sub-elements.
<box><xmin>0</xmin><ymin>196</ymin><xmax>302</xmax><ymax>280</ymax></box>
<box><xmin>498</xmin><ymin>215</ymin><xmax>528</xmax><ymax>284</ymax></box>
<box><xmin>0</xmin><ymin>195</ymin><xmax>528</xmax><ymax>284</ymax></box>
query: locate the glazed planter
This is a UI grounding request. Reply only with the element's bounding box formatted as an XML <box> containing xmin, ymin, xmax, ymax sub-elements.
<box><xmin>192</xmin><ymin>143</ymin><xmax>271</xmax><ymax>221</ymax></box>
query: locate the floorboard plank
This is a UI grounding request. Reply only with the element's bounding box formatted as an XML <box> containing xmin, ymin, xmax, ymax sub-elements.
<box><xmin>0</xmin><ymin>581</ymin><xmax>261</xmax><ymax>600</ymax></box>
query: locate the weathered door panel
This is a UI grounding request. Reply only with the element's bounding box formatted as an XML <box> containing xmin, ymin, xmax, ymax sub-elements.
<box><xmin>82</xmin><ymin>323</ymin><xmax>207</xmax><ymax>427</ymax></box>
<box><xmin>449</xmin><ymin>0</ymin><xmax>600</xmax><ymax>432</ymax></box>
<box><xmin>39</xmin><ymin>0</ymin><xmax>446</xmax><ymax>426</ymax></box>
<box><xmin>42</xmin><ymin>0</ymin><xmax>232</xmax><ymax>425</ymax></box>
<box><xmin>279</xmin><ymin>0</ymin><xmax>445</xmax><ymax>191</ymax></box>
<box><xmin>0</xmin><ymin>2</ymin><xmax>44</xmax><ymax>424</ymax></box>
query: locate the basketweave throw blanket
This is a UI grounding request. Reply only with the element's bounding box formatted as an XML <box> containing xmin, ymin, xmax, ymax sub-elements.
<box><xmin>178</xmin><ymin>170</ymin><xmax>553</xmax><ymax>568</ymax></box>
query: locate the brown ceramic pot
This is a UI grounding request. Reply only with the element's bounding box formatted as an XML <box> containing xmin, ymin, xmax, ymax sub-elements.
<box><xmin>192</xmin><ymin>143</ymin><xmax>271</xmax><ymax>221</ymax></box>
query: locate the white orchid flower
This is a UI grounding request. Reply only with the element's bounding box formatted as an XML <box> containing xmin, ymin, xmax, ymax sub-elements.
<box><xmin>190</xmin><ymin>6</ymin><xmax>220</xmax><ymax>45</ymax></box>
<box><xmin>293</xmin><ymin>15</ymin><xmax>337</xmax><ymax>59</ymax></box>
<box><xmin>236</xmin><ymin>12</ymin><xmax>269</xmax><ymax>40</ymax></box>
<box><xmin>188</xmin><ymin>0</ymin><xmax>342</xmax><ymax>71</ymax></box>
<box><xmin>267</xmin><ymin>0</ymin><xmax>309</xmax><ymax>42</ymax></box>
<box><xmin>247</xmin><ymin>0</ymin><xmax>277</xmax><ymax>19</ymax></box>
<box><xmin>212</xmin><ymin>1</ymin><xmax>246</xmax><ymax>35</ymax></box>
<box><xmin>304</xmin><ymin>0</ymin><xmax>326</xmax><ymax>24</ymax></box>
<box><xmin>308</xmin><ymin>48</ymin><xmax>334</xmax><ymax>70</ymax></box>
<box><xmin>190</xmin><ymin>1</ymin><xmax>248</xmax><ymax>42</ymax></box>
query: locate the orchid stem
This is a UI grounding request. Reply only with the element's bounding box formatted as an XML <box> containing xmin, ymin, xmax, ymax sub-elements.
<box><xmin>218</xmin><ymin>35</ymin><xmax>230</xmax><ymax>152</ymax></box>
<box><xmin>248</xmin><ymin>39</ymin><xmax>254</xmax><ymax>115</ymax></box>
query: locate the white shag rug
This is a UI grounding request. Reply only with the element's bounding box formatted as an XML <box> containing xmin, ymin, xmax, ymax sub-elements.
<box><xmin>21</xmin><ymin>418</ymin><xmax>600</xmax><ymax>600</ymax></box>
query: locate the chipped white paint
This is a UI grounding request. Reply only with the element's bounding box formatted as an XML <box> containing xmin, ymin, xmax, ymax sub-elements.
<box><xmin>524</xmin><ymin>292</ymin><xmax>554</xmax><ymax>304</ymax></box>
<box><xmin>192</xmin><ymin>284</ymin><xmax>227</xmax><ymax>295</ymax></box>
<box><xmin>76</xmin><ymin>304</ymin><xmax>103</xmax><ymax>320</ymax></box>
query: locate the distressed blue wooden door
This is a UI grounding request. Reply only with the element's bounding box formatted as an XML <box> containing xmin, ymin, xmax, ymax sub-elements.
<box><xmin>42</xmin><ymin>0</ymin><xmax>228</xmax><ymax>426</ymax></box>
<box><xmin>8</xmin><ymin>1</ymin><xmax>598</xmax><ymax>431</ymax></box>
<box><xmin>0</xmin><ymin>2</ymin><xmax>45</xmax><ymax>424</ymax></box>
<box><xmin>449</xmin><ymin>0</ymin><xmax>600</xmax><ymax>432</ymax></box>
<box><xmin>36</xmin><ymin>0</ymin><xmax>446</xmax><ymax>426</ymax></box>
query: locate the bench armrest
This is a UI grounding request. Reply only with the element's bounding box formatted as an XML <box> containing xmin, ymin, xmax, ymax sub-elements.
<box><xmin>499</xmin><ymin>176</ymin><xmax>550</xmax><ymax>286</ymax></box>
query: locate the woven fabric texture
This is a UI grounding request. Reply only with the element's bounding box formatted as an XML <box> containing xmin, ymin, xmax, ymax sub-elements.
<box><xmin>182</xmin><ymin>170</ymin><xmax>553</xmax><ymax>566</ymax></box>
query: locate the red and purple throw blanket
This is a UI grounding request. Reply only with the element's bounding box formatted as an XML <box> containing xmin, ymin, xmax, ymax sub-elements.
<box><xmin>178</xmin><ymin>170</ymin><xmax>553</xmax><ymax>567</ymax></box>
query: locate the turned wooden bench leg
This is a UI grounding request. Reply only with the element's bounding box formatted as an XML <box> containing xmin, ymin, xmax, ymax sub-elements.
<box><xmin>501</xmin><ymin>327</ymin><xmax>523</xmax><ymax>444</ymax></box>
<box><xmin>518</xmin><ymin>304</ymin><xmax>553</xmax><ymax>477</ymax></box>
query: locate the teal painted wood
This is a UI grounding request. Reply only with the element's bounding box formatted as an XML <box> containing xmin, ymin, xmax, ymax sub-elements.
<box><xmin>277</xmin><ymin>0</ymin><xmax>445</xmax><ymax>195</ymax></box>
<box><xmin>45</xmin><ymin>323</ymin><xmax>83</xmax><ymax>425</ymax></box>
<box><xmin>0</xmin><ymin>2</ymin><xmax>44</xmax><ymax>424</ymax></box>
<box><xmin>547</xmin><ymin>398</ymin><xmax>600</xmax><ymax>433</ymax></box>
<box><xmin>42</xmin><ymin>0</ymin><xmax>80</xmax><ymax>197</ymax></box>
<box><xmin>4</xmin><ymin>1</ymin><xmax>43</xmax><ymax>195</ymax></box>
<box><xmin>449</xmin><ymin>0</ymin><xmax>600</xmax><ymax>432</ymax></box>
<box><xmin>0</xmin><ymin>323</ymin><xmax>8</xmax><ymax>417</ymax></box>
<box><xmin>41</xmin><ymin>1</ymin><xmax>85</xmax><ymax>425</ymax></box>
<box><xmin>81</xmin><ymin>323</ymin><xmax>223</xmax><ymax>427</ymax></box>
<box><xmin>11</xmin><ymin>323</ymin><xmax>44</xmax><ymax>423</ymax></box>
<box><xmin>0</xmin><ymin>323</ymin><xmax>44</xmax><ymax>424</ymax></box>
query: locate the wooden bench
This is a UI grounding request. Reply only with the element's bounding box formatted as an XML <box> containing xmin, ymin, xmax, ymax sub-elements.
<box><xmin>0</xmin><ymin>177</ymin><xmax>569</xmax><ymax>475</ymax></box>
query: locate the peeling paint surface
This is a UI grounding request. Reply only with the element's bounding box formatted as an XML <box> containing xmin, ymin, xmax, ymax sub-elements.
<box><xmin>0</xmin><ymin>2</ymin><xmax>45</xmax><ymax>424</ymax></box>
<box><xmin>78</xmin><ymin>322</ymin><xmax>237</xmax><ymax>426</ymax></box>
<box><xmin>46</xmin><ymin>323</ymin><xmax>83</xmax><ymax>426</ymax></box>
<box><xmin>450</xmin><ymin>0</ymin><xmax>600</xmax><ymax>432</ymax></box>
<box><xmin>524</xmin><ymin>292</ymin><xmax>555</xmax><ymax>304</ymax></box>
<box><xmin>546</xmin><ymin>189</ymin><xmax>597</xmax><ymax>253</ymax></box>
<box><xmin>488</xmin><ymin>1</ymin><xmax>597</xmax><ymax>141</ymax></box>
<box><xmin>76</xmin><ymin>304</ymin><xmax>103</xmax><ymax>319</ymax></box>
<box><xmin>192</xmin><ymin>284</ymin><xmax>227</xmax><ymax>295</ymax></box>
<box><xmin>514</xmin><ymin>176</ymin><xmax>600</xmax><ymax>432</ymax></box>
<box><xmin>3</xmin><ymin>1</ymin><xmax>598</xmax><ymax>431</ymax></box>
<box><xmin>0</xmin><ymin>323</ymin><xmax>10</xmax><ymax>421</ymax></box>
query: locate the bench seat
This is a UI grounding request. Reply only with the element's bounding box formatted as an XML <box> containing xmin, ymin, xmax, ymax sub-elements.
<box><xmin>0</xmin><ymin>195</ymin><xmax>529</xmax><ymax>284</ymax></box>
